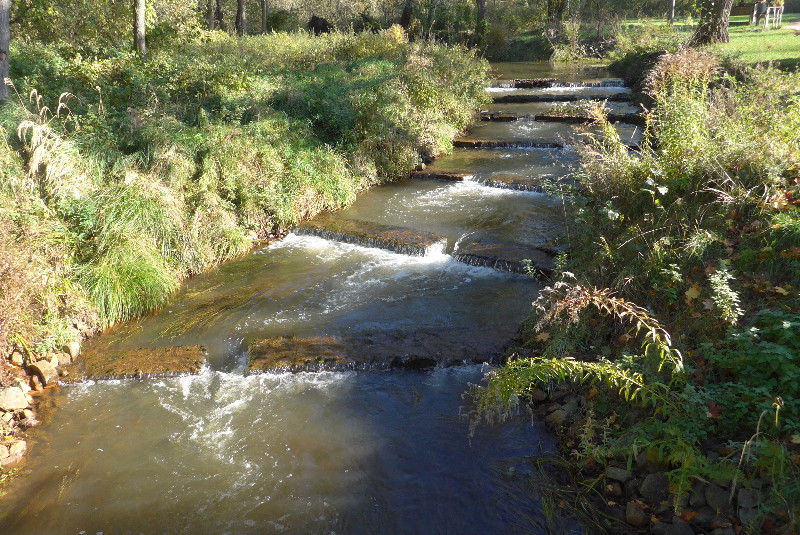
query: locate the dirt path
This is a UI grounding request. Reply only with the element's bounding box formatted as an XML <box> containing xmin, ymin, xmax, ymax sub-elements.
<box><xmin>786</xmin><ymin>19</ymin><xmax>800</xmax><ymax>34</ymax></box>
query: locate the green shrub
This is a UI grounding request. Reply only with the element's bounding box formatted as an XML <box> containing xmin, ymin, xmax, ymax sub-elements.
<box><xmin>703</xmin><ymin>310</ymin><xmax>800</xmax><ymax>434</ymax></box>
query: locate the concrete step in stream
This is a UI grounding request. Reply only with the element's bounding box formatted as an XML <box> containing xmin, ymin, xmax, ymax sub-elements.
<box><xmin>453</xmin><ymin>138</ymin><xmax>564</xmax><ymax>149</ymax></box>
<box><xmin>493</xmin><ymin>93</ymin><xmax>633</xmax><ymax>104</ymax></box>
<box><xmin>409</xmin><ymin>170</ymin><xmax>472</xmax><ymax>181</ymax></box>
<box><xmin>66</xmin><ymin>345</ymin><xmax>207</xmax><ymax>381</ymax></box>
<box><xmin>481</xmin><ymin>111</ymin><xmax>645</xmax><ymax>127</ymax></box>
<box><xmin>295</xmin><ymin>213</ymin><xmax>447</xmax><ymax>257</ymax></box>
<box><xmin>491</xmin><ymin>78</ymin><xmax>626</xmax><ymax>89</ymax></box>
<box><xmin>453</xmin><ymin>239</ymin><xmax>557</xmax><ymax>276</ymax></box>
<box><xmin>248</xmin><ymin>330</ymin><xmax>511</xmax><ymax>372</ymax></box>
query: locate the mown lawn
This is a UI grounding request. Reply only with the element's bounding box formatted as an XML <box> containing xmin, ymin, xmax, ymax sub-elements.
<box><xmin>718</xmin><ymin>12</ymin><xmax>800</xmax><ymax>68</ymax></box>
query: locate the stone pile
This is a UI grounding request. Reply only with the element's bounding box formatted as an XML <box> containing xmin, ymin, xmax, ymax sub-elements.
<box><xmin>530</xmin><ymin>385</ymin><xmax>770</xmax><ymax>535</ymax></box>
<box><xmin>1</xmin><ymin>341</ymin><xmax>80</xmax><ymax>467</ymax></box>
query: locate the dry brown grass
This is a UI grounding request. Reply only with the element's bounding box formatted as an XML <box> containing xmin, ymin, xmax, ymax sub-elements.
<box><xmin>644</xmin><ymin>48</ymin><xmax>720</xmax><ymax>96</ymax></box>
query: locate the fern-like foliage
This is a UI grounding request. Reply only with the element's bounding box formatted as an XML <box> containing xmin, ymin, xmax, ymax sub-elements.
<box><xmin>474</xmin><ymin>356</ymin><xmax>674</xmax><ymax>424</ymax></box>
<box><xmin>533</xmin><ymin>276</ymin><xmax>684</xmax><ymax>377</ymax></box>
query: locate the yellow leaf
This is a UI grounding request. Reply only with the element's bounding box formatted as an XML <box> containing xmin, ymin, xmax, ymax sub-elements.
<box><xmin>685</xmin><ymin>284</ymin><xmax>702</xmax><ymax>300</ymax></box>
<box><xmin>774</xmin><ymin>286</ymin><xmax>790</xmax><ymax>296</ymax></box>
<box><xmin>536</xmin><ymin>332</ymin><xmax>551</xmax><ymax>342</ymax></box>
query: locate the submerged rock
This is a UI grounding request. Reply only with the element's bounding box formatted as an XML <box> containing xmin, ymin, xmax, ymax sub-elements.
<box><xmin>249</xmin><ymin>337</ymin><xmax>353</xmax><ymax>371</ymax></box>
<box><xmin>484</xmin><ymin>172</ymin><xmax>581</xmax><ymax>194</ymax></box>
<box><xmin>76</xmin><ymin>345</ymin><xmax>206</xmax><ymax>380</ymax></box>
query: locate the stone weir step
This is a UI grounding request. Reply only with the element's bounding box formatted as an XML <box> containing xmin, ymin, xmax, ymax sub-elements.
<box><xmin>492</xmin><ymin>79</ymin><xmax>626</xmax><ymax>89</ymax></box>
<box><xmin>453</xmin><ymin>138</ymin><xmax>563</xmax><ymax>149</ymax></box>
<box><xmin>248</xmin><ymin>332</ymin><xmax>507</xmax><ymax>372</ymax></box>
<box><xmin>409</xmin><ymin>170</ymin><xmax>472</xmax><ymax>181</ymax></box>
<box><xmin>481</xmin><ymin>111</ymin><xmax>645</xmax><ymax>127</ymax></box>
<box><xmin>65</xmin><ymin>345</ymin><xmax>207</xmax><ymax>381</ymax></box>
<box><xmin>493</xmin><ymin>93</ymin><xmax>633</xmax><ymax>104</ymax></box>
<box><xmin>484</xmin><ymin>173</ymin><xmax>582</xmax><ymax>194</ymax></box>
<box><xmin>453</xmin><ymin>240</ymin><xmax>556</xmax><ymax>276</ymax></box>
<box><xmin>295</xmin><ymin>214</ymin><xmax>447</xmax><ymax>257</ymax></box>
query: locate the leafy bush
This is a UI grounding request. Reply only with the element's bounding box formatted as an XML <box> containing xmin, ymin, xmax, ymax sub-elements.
<box><xmin>704</xmin><ymin>310</ymin><xmax>800</xmax><ymax>433</ymax></box>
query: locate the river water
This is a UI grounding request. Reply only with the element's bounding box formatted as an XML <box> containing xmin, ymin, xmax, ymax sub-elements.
<box><xmin>0</xmin><ymin>63</ymin><xmax>628</xmax><ymax>534</ymax></box>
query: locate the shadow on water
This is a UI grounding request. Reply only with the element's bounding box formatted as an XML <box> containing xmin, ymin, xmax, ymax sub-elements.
<box><xmin>0</xmin><ymin>368</ymin><xmax>583</xmax><ymax>534</ymax></box>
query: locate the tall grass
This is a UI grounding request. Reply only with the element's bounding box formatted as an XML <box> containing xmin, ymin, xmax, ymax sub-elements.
<box><xmin>0</xmin><ymin>28</ymin><xmax>489</xmax><ymax>334</ymax></box>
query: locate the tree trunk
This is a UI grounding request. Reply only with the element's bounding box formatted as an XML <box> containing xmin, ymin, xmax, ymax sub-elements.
<box><xmin>134</xmin><ymin>0</ymin><xmax>147</xmax><ymax>59</ymax></box>
<box><xmin>215</xmin><ymin>0</ymin><xmax>225</xmax><ymax>32</ymax></box>
<box><xmin>690</xmin><ymin>0</ymin><xmax>734</xmax><ymax>45</ymax></box>
<box><xmin>476</xmin><ymin>0</ymin><xmax>487</xmax><ymax>46</ymax></box>
<box><xmin>260</xmin><ymin>0</ymin><xmax>269</xmax><ymax>33</ymax></box>
<box><xmin>400</xmin><ymin>0</ymin><xmax>414</xmax><ymax>29</ymax></box>
<box><xmin>206</xmin><ymin>0</ymin><xmax>215</xmax><ymax>29</ymax></box>
<box><xmin>0</xmin><ymin>0</ymin><xmax>9</xmax><ymax>102</ymax></box>
<box><xmin>546</xmin><ymin>0</ymin><xmax>568</xmax><ymax>35</ymax></box>
<box><xmin>236</xmin><ymin>0</ymin><xmax>246</xmax><ymax>36</ymax></box>
<box><xmin>669</xmin><ymin>0</ymin><xmax>676</xmax><ymax>24</ymax></box>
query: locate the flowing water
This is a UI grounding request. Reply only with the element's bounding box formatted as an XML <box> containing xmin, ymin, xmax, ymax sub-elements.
<box><xmin>0</xmin><ymin>63</ymin><xmax>634</xmax><ymax>534</ymax></box>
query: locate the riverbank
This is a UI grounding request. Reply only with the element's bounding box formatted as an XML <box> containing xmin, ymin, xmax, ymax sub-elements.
<box><xmin>0</xmin><ymin>27</ymin><xmax>490</xmax><ymax>471</ymax></box>
<box><xmin>473</xmin><ymin>45</ymin><xmax>800</xmax><ymax>533</ymax></box>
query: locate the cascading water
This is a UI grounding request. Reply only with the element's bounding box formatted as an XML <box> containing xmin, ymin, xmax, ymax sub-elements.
<box><xmin>0</xmin><ymin>62</ymin><xmax>639</xmax><ymax>534</ymax></box>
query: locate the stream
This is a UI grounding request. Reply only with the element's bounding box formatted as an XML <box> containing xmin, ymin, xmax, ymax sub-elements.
<box><xmin>0</xmin><ymin>63</ymin><xmax>635</xmax><ymax>534</ymax></box>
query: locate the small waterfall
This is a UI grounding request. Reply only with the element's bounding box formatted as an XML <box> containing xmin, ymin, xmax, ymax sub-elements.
<box><xmin>453</xmin><ymin>242</ymin><xmax>555</xmax><ymax>276</ymax></box>
<box><xmin>491</xmin><ymin>79</ymin><xmax>626</xmax><ymax>89</ymax></box>
<box><xmin>410</xmin><ymin>171</ymin><xmax>473</xmax><ymax>181</ymax></box>
<box><xmin>294</xmin><ymin>220</ymin><xmax>447</xmax><ymax>257</ymax></box>
<box><xmin>493</xmin><ymin>93</ymin><xmax>633</xmax><ymax>103</ymax></box>
<box><xmin>453</xmin><ymin>253</ymin><xmax>531</xmax><ymax>275</ymax></box>
<box><xmin>454</xmin><ymin>139</ymin><xmax>563</xmax><ymax>149</ymax></box>
<box><xmin>484</xmin><ymin>179</ymin><xmax>545</xmax><ymax>193</ymax></box>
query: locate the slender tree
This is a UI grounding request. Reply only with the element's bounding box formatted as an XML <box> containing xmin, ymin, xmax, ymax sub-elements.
<box><xmin>134</xmin><ymin>0</ymin><xmax>146</xmax><ymax>59</ymax></box>
<box><xmin>260</xmin><ymin>0</ymin><xmax>269</xmax><ymax>33</ymax></box>
<box><xmin>476</xmin><ymin>0</ymin><xmax>487</xmax><ymax>46</ymax></box>
<box><xmin>546</xmin><ymin>0</ymin><xmax>568</xmax><ymax>35</ymax></box>
<box><xmin>400</xmin><ymin>0</ymin><xmax>414</xmax><ymax>29</ymax></box>
<box><xmin>215</xmin><ymin>0</ymin><xmax>225</xmax><ymax>31</ymax></box>
<box><xmin>690</xmin><ymin>0</ymin><xmax>734</xmax><ymax>45</ymax></box>
<box><xmin>0</xmin><ymin>0</ymin><xmax>8</xmax><ymax>102</ymax></box>
<box><xmin>235</xmin><ymin>0</ymin><xmax>246</xmax><ymax>36</ymax></box>
<box><xmin>206</xmin><ymin>0</ymin><xmax>215</xmax><ymax>29</ymax></box>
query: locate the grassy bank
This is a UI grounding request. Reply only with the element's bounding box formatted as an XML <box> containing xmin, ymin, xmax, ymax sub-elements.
<box><xmin>0</xmin><ymin>28</ymin><xmax>490</xmax><ymax>367</ymax></box>
<box><xmin>473</xmin><ymin>43</ymin><xmax>800</xmax><ymax>533</ymax></box>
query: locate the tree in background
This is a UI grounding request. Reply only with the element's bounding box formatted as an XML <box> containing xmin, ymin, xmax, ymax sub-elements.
<box><xmin>0</xmin><ymin>0</ymin><xmax>8</xmax><ymax>102</ymax></box>
<box><xmin>260</xmin><ymin>0</ymin><xmax>269</xmax><ymax>33</ymax></box>
<box><xmin>134</xmin><ymin>0</ymin><xmax>147</xmax><ymax>58</ymax></box>
<box><xmin>475</xmin><ymin>0</ymin><xmax>487</xmax><ymax>45</ymax></box>
<box><xmin>215</xmin><ymin>0</ymin><xmax>226</xmax><ymax>31</ymax></box>
<box><xmin>690</xmin><ymin>0</ymin><xmax>734</xmax><ymax>45</ymax></box>
<box><xmin>235</xmin><ymin>0</ymin><xmax>246</xmax><ymax>35</ymax></box>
